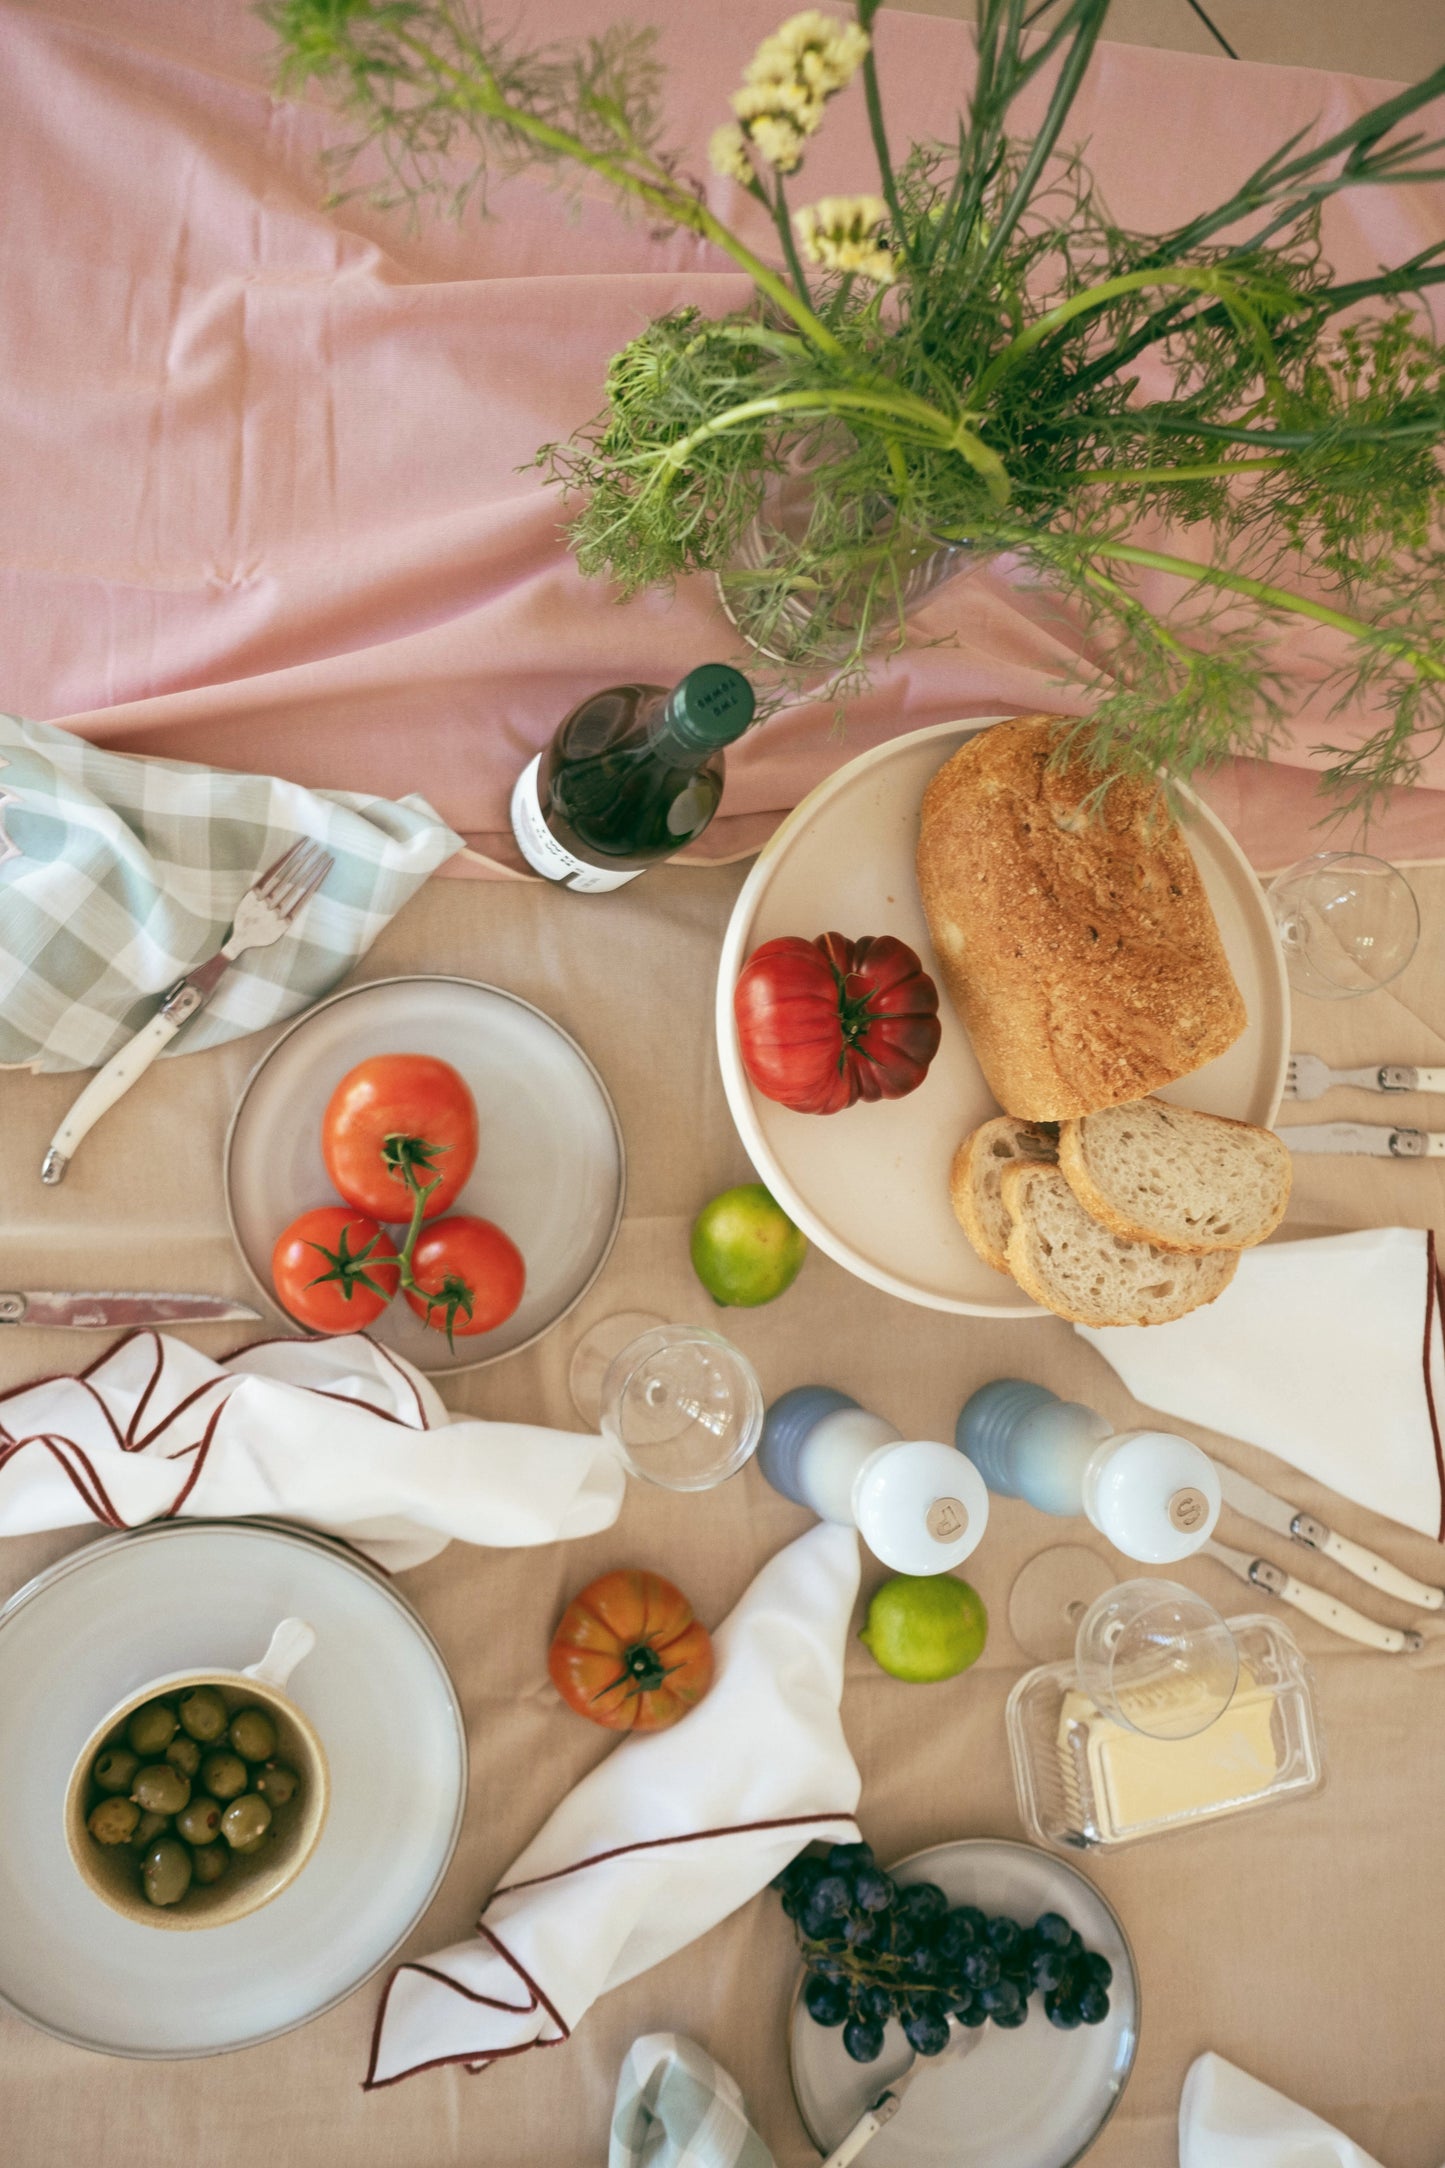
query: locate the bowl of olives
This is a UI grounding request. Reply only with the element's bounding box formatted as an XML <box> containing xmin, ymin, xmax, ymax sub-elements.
<box><xmin>64</xmin><ymin>1617</ymin><xmax>329</xmax><ymax>1930</ymax></box>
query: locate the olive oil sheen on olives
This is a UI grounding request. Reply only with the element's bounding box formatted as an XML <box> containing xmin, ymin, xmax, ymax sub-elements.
<box><xmin>510</xmin><ymin>662</ymin><xmax>756</xmax><ymax>891</ymax></box>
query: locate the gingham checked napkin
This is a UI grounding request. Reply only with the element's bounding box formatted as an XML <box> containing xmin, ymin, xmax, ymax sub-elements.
<box><xmin>0</xmin><ymin>713</ymin><xmax>461</xmax><ymax>1071</ymax></box>
<box><xmin>611</xmin><ymin>2036</ymin><xmax>775</xmax><ymax>2168</ymax></box>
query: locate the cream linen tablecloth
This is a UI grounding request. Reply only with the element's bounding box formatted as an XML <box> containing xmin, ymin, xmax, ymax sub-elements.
<box><xmin>1</xmin><ymin>867</ymin><xmax>1444</xmax><ymax>2167</ymax></box>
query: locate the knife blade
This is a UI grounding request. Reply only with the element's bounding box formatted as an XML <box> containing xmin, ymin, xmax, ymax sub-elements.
<box><xmin>1216</xmin><ymin>1464</ymin><xmax>1445</xmax><ymax>1612</ymax></box>
<box><xmin>1201</xmin><ymin>1537</ymin><xmax>1423</xmax><ymax>1654</ymax></box>
<box><xmin>0</xmin><ymin>1292</ymin><xmax>261</xmax><ymax>1329</ymax></box>
<box><xmin>1276</xmin><ymin>1122</ymin><xmax>1445</xmax><ymax>1157</ymax></box>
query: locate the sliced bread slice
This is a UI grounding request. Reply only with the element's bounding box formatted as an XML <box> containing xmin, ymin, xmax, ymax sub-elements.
<box><xmin>1058</xmin><ymin>1097</ymin><xmax>1291</xmax><ymax>1254</ymax></box>
<box><xmin>1000</xmin><ymin>1161</ymin><xmax>1239</xmax><ymax>1327</ymax></box>
<box><xmin>951</xmin><ymin>1116</ymin><xmax>1058</xmax><ymax>1275</ymax></box>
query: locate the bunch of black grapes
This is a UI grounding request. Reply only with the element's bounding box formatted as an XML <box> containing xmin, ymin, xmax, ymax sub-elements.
<box><xmin>774</xmin><ymin>1843</ymin><xmax>1112</xmax><ymax>2062</ymax></box>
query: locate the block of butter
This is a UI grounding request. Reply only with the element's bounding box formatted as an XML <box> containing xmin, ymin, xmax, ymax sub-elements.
<box><xmin>1058</xmin><ymin>1667</ymin><xmax>1281</xmax><ymax>1838</ymax></box>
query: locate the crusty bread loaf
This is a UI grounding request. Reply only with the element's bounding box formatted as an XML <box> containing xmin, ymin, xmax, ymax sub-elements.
<box><xmin>950</xmin><ymin>1115</ymin><xmax>1057</xmax><ymax>1275</ymax></box>
<box><xmin>1058</xmin><ymin>1096</ymin><xmax>1291</xmax><ymax>1254</ymax></box>
<box><xmin>916</xmin><ymin>716</ymin><xmax>1246</xmax><ymax>1121</ymax></box>
<box><xmin>1000</xmin><ymin>1161</ymin><xmax>1238</xmax><ymax>1326</ymax></box>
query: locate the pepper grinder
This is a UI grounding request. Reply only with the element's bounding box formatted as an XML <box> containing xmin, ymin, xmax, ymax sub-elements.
<box><xmin>759</xmin><ymin>1387</ymin><xmax>990</xmax><ymax>1574</ymax></box>
<box><xmin>956</xmin><ymin>1379</ymin><xmax>1219</xmax><ymax>1562</ymax></box>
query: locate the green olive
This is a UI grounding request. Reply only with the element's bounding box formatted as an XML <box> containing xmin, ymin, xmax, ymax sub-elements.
<box><xmin>92</xmin><ymin>1747</ymin><xmax>140</xmax><ymax>1795</ymax></box>
<box><xmin>200</xmin><ymin>1751</ymin><xmax>248</xmax><ymax>1802</ymax></box>
<box><xmin>165</xmin><ymin>1735</ymin><xmax>201</xmax><ymax>1779</ymax></box>
<box><xmin>142</xmin><ymin>1839</ymin><xmax>193</xmax><ymax>1908</ymax></box>
<box><xmin>255</xmin><ymin>1761</ymin><xmax>300</xmax><ymax>1807</ymax></box>
<box><xmin>177</xmin><ymin>1686</ymin><xmax>229</xmax><ymax>1744</ymax></box>
<box><xmin>131</xmin><ymin>1764</ymin><xmax>190</xmax><ymax>1816</ymax></box>
<box><xmin>190</xmin><ymin>1841</ymin><xmax>230</xmax><ymax>1886</ymax></box>
<box><xmin>227</xmin><ymin>1707</ymin><xmax>278</xmax><ymax>1763</ymax></box>
<box><xmin>176</xmin><ymin>1797</ymin><xmax>223</xmax><ymax>1846</ymax></box>
<box><xmin>221</xmin><ymin>1794</ymin><xmax>273</xmax><ymax>1853</ymax></box>
<box><xmin>131</xmin><ymin>1810</ymin><xmax>170</xmax><ymax>1850</ymax></box>
<box><xmin>87</xmin><ymin>1797</ymin><xmax>140</xmax><ymax>1846</ymax></box>
<box><xmin>127</xmin><ymin>1701</ymin><xmax>178</xmax><ymax>1756</ymax></box>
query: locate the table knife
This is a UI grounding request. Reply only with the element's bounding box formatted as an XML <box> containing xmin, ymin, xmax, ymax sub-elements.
<box><xmin>0</xmin><ymin>1292</ymin><xmax>260</xmax><ymax>1329</ymax></box>
<box><xmin>1276</xmin><ymin>1122</ymin><xmax>1445</xmax><ymax>1157</ymax></box>
<box><xmin>1216</xmin><ymin>1463</ymin><xmax>1445</xmax><ymax>1611</ymax></box>
<box><xmin>1202</xmin><ymin>1537</ymin><xmax>1424</xmax><ymax>1654</ymax></box>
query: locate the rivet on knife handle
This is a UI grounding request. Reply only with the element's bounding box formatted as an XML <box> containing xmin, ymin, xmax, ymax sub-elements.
<box><xmin>0</xmin><ymin>1294</ymin><xmax>26</xmax><ymax>1324</ymax></box>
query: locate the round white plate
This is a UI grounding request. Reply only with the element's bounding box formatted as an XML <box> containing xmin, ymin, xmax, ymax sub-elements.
<box><xmin>226</xmin><ymin>975</ymin><xmax>626</xmax><ymax>1374</ymax></box>
<box><xmin>790</xmin><ymin>1839</ymin><xmax>1139</xmax><ymax>2167</ymax></box>
<box><xmin>716</xmin><ymin>721</ymin><xmax>1288</xmax><ymax>1317</ymax></box>
<box><xmin>0</xmin><ymin>1521</ymin><xmax>466</xmax><ymax>2057</ymax></box>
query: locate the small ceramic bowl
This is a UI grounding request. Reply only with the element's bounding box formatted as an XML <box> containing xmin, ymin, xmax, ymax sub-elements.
<box><xmin>64</xmin><ymin>1618</ymin><xmax>329</xmax><ymax>1931</ymax></box>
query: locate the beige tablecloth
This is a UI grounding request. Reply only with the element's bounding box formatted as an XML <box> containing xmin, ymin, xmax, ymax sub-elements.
<box><xmin>2</xmin><ymin>866</ymin><xmax>1444</xmax><ymax>2167</ymax></box>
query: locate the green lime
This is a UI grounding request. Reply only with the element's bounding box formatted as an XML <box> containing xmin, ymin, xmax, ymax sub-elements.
<box><xmin>860</xmin><ymin>1574</ymin><xmax>988</xmax><ymax>1683</ymax></box>
<box><xmin>690</xmin><ymin>1183</ymin><xmax>807</xmax><ymax>1307</ymax></box>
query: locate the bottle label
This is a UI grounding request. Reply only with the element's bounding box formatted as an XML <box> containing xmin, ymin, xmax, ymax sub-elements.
<box><xmin>509</xmin><ymin>756</ymin><xmax>644</xmax><ymax>893</ymax></box>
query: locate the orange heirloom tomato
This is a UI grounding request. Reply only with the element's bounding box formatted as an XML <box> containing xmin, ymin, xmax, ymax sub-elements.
<box><xmin>548</xmin><ymin>1570</ymin><xmax>714</xmax><ymax>1733</ymax></box>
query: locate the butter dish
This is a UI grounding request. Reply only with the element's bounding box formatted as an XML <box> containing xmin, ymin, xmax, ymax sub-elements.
<box><xmin>1006</xmin><ymin>1614</ymin><xmax>1325</xmax><ymax>1851</ymax></box>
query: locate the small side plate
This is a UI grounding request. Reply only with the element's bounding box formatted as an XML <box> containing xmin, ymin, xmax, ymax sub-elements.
<box><xmin>789</xmin><ymin>1838</ymin><xmax>1139</xmax><ymax>2168</ymax></box>
<box><xmin>225</xmin><ymin>974</ymin><xmax>626</xmax><ymax>1375</ymax></box>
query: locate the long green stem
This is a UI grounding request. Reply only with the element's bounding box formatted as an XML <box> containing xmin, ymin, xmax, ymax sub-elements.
<box><xmin>855</xmin><ymin>0</ymin><xmax>911</xmax><ymax>267</ymax></box>
<box><xmin>391</xmin><ymin>23</ymin><xmax>847</xmax><ymax>358</ymax></box>
<box><xmin>771</xmin><ymin>173</ymin><xmax>814</xmax><ymax>309</ymax></box>
<box><xmin>646</xmin><ymin>387</ymin><xmax>1010</xmax><ymax>504</ymax></box>
<box><xmin>1073</xmin><ymin>456</ymin><xmax>1286</xmax><ymax>485</ymax></box>
<box><xmin>974</xmin><ymin>266</ymin><xmax>1279</xmax><ymax>402</ymax></box>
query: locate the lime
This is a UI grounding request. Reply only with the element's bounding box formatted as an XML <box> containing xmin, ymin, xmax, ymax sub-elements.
<box><xmin>690</xmin><ymin>1183</ymin><xmax>807</xmax><ymax>1307</ymax></box>
<box><xmin>860</xmin><ymin>1574</ymin><xmax>988</xmax><ymax>1683</ymax></box>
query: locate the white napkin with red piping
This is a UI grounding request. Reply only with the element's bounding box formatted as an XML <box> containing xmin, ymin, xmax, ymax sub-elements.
<box><xmin>0</xmin><ymin>1330</ymin><xmax>623</xmax><ymax>1569</ymax></box>
<box><xmin>1078</xmin><ymin>1228</ymin><xmax>1445</xmax><ymax>1540</ymax></box>
<box><xmin>1180</xmin><ymin>2053</ymin><xmax>1394</xmax><ymax>2168</ymax></box>
<box><xmin>364</xmin><ymin>1522</ymin><xmax>863</xmax><ymax>2088</ymax></box>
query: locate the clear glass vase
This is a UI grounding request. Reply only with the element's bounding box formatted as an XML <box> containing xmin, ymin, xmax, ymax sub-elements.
<box><xmin>715</xmin><ymin>467</ymin><xmax>973</xmax><ymax>668</ymax></box>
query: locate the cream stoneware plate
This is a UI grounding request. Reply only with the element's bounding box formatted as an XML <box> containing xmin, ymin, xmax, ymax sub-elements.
<box><xmin>716</xmin><ymin>720</ymin><xmax>1288</xmax><ymax>1317</ymax></box>
<box><xmin>226</xmin><ymin>975</ymin><xmax>625</xmax><ymax>1374</ymax></box>
<box><xmin>790</xmin><ymin>1839</ymin><xmax>1139</xmax><ymax>2168</ymax></box>
<box><xmin>0</xmin><ymin>1520</ymin><xmax>466</xmax><ymax>2057</ymax></box>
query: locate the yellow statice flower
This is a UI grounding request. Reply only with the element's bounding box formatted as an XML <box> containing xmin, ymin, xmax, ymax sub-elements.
<box><xmin>794</xmin><ymin>195</ymin><xmax>896</xmax><ymax>283</ymax></box>
<box><xmin>728</xmin><ymin>10</ymin><xmax>870</xmax><ymax>173</ymax></box>
<box><xmin>709</xmin><ymin>123</ymin><xmax>755</xmax><ymax>185</ymax></box>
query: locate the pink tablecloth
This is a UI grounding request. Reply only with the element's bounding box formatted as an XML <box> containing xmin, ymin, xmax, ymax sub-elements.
<box><xmin>1</xmin><ymin>0</ymin><xmax>1442</xmax><ymax>872</ymax></box>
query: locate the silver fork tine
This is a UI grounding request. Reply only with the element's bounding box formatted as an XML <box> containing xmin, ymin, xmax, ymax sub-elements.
<box><xmin>273</xmin><ymin>850</ymin><xmax>332</xmax><ymax>920</ymax></box>
<box><xmin>264</xmin><ymin>843</ymin><xmax>329</xmax><ymax>915</ymax></box>
<box><xmin>252</xmin><ymin>839</ymin><xmax>315</xmax><ymax>901</ymax></box>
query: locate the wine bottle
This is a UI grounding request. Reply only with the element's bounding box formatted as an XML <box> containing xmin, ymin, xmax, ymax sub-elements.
<box><xmin>509</xmin><ymin>662</ymin><xmax>755</xmax><ymax>892</ymax></box>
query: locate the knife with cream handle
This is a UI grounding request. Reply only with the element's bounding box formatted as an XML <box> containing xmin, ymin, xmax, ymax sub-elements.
<box><xmin>1277</xmin><ymin>1122</ymin><xmax>1445</xmax><ymax>1157</ymax></box>
<box><xmin>1202</xmin><ymin>1538</ymin><xmax>1424</xmax><ymax>1654</ymax></box>
<box><xmin>1215</xmin><ymin>1463</ymin><xmax>1444</xmax><ymax>1611</ymax></box>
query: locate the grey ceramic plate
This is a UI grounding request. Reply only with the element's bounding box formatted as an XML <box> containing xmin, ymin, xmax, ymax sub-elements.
<box><xmin>225</xmin><ymin>974</ymin><xmax>626</xmax><ymax>1374</ymax></box>
<box><xmin>0</xmin><ymin>1520</ymin><xmax>466</xmax><ymax>2057</ymax></box>
<box><xmin>789</xmin><ymin>1838</ymin><xmax>1139</xmax><ymax>2167</ymax></box>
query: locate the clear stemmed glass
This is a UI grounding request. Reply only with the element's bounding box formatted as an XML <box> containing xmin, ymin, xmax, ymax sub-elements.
<box><xmin>1007</xmin><ymin>1545</ymin><xmax>1119</xmax><ymax>1663</ymax></box>
<box><xmin>568</xmin><ymin>1310</ymin><xmax>669</xmax><ymax>1428</ymax></box>
<box><xmin>1074</xmin><ymin>1579</ymin><xmax>1239</xmax><ymax>1740</ymax></box>
<box><xmin>1267</xmin><ymin>851</ymin><xmax>1420</xmax><ymax>998</ymax></box>
<box><xmin>599</xmin><ymin>1324</ymin><xmax>764</xmax><ymax>1493</ymax></box>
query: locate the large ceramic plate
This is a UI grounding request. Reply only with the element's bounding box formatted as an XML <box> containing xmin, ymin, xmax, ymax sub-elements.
<box><xmin>226</xmin><ymin>975</ymin><xmax>625</xmax><ymax>1374</ymax></box>
<box><xmin>790</xmin><ymin>1839</ymin><xmax>1139</xmax><ymax>2168</ymax></box>
<box><xmin>0</xmin><ymin>1520</ymin><xmax>466</xmax><ymax>2057</ymax></box>
<box><xmin>717</xmin><ymin>721</ymin><xmax>1288</xmax><ymax>1317</ymax></box>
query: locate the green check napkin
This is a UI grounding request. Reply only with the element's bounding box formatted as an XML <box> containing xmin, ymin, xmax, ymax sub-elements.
<box><xmin>611</xmin><ymin>2036</ymin><xmax>776</xmax><ymax>2168</ymax></box>
<box><xmin>0</xmin><ymin>714</ymin><xmax>462</xmax><ymax>1072</ymax></box>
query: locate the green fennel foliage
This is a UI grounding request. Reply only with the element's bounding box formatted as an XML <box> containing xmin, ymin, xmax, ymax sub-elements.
<box><xmin>269</xmin><ymin>0</ymin><xmax>1445</xmax><ymax>815</ymax></box>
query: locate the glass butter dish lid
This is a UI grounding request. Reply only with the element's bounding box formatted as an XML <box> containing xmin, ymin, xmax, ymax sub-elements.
<box><xmin>1007</xmin><ymin>1613</ymin><xmax>1325</xmax><ymax>1851</ymax></box>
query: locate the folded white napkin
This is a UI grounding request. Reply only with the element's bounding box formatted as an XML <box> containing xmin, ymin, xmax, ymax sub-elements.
<box><xmin>1079</xmin><ymin>1228</ymin><xmax>1444</xmax><ymax>1540</ymax></box>
<box><xmin>1180</xmin><ymin>2053</ymin><xmax>1391</xmax><ymax>2168</ymax></box>
<box><xmin>0</xmin><ymin>1330</ymin><xmax>623</xmax><ymax>1570</ymax></box>
<box><xmin>365</xmin><ymin>1522</ymin><xmax>863</xmax><ymax>2087</ymax></box>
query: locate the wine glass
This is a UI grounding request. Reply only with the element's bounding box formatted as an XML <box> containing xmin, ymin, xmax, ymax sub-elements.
<box><xmin>599</xmin><ymin>1324</ymin><xmax>764</xmax><ymax>1492</ymax></box>
<box><xmin>568</xmin><ymin>1310</ymin><xmax>668</xmax><ymax>1427</ymax></box>
<box><xmin>1268</xmin><ymin>851</ymin><xmax>1420</xmax><ymax>998</ymax></box>
<box><xmin>1007</xmin><ymin>1545</ymin><xmax>1119</xmax><ymax>1663</ymax></box>
<box><xmin>1073</xmin><ymin>1579</ymin><xmax>1239</xmax><ymax>1740</ymax></box>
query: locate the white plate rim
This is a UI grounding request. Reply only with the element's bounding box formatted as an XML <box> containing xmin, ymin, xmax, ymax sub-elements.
<box><xmin>715</xmin><ymin>719</ymin><xmax>1289</xmax><ymax>1318</ymax></box>
<box><xmin>787</xmin><ymin>1834</ymin><xmax>1142</xmax><ymax>2167</ymax></box>
<box><xmin>0</xmin><ymin>1518</ymin><xmax>469</xmax><ymax>2059</ymax></box>
<box><xmin>223</xmin><ymin>973</ymin><xmax>628</xmax><ymax>1376</ymax></box>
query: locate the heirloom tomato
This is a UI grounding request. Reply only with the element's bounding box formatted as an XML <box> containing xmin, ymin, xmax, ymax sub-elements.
<box><xmin>733</xmin><ymin>932</ymin><xmax>942</xmax><ymax>1115</ymax></box>
<box><xmin>271</xmin><ymin>1207</ymin><xmax>400</xmax><ymax>1333</ymax></box>
<box><xmin>548</xmin><ymin>1569</ymin><xmax>714</xmax><ymax>1732</ymax></box>
<box><xmin>322</xmin><ymin>1054</ymin><xmax>478</xmax><ymax>1222</ymax></box>
<box><xmin>403</xmin><ymin>1214</ymin><xmax>525</xmax><ymax>1341</ymax></box>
